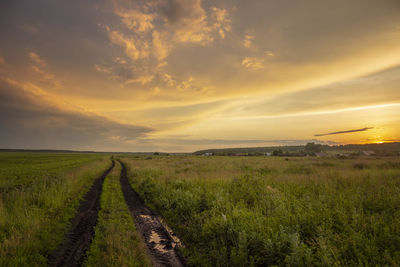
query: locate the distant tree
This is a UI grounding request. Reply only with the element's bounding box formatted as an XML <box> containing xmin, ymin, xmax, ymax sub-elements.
<box><xmin>305</xmin><ymin>142</ymin><xmax>322</xmax><ymax>155</ymax></box>
<box><xmin>272</xmin><ymin>149</ymin><xmax>283</xmax><ymax>156</ymax></box>
<box><xmin>153</xmin><ymin>152</ymin><xmax>160</xmax><ymax>155</ymax></box>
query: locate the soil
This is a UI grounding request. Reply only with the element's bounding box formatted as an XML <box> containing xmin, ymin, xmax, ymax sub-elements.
<box><xmin>118</xmin><ymin>160</ymin><xmax>186</xmax><ymax>267</ymax></box>
<box><xmin>48</xmin><ymin>160</ymin><xmax>115</xmax><ymax>267</ymax></box>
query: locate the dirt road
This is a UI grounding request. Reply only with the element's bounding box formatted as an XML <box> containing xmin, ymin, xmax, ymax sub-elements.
<box><xmin>49</xmin><ymin>160</ymin><xmax>115</xmax><ymax>267</ymax></box>
<box><xmin>119</xmin><ymin>160</ymin><xmax>186</xmax><ymax>267</ymax></box>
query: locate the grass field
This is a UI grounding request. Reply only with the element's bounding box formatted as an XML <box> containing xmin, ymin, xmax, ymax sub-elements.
<box><xmin>122</xmin><ymin>155</ymin><xmax>400</xmax><ymax>266</ymax></box>
<box><xmin>1</xmin><ymin>152</ymin><xmax>400</xmax><ymax>266</ymax></box>
<box><xmin>0</xmin><ymin>152</ymin><xmax>110</xmax><ymax>265</ymax></box>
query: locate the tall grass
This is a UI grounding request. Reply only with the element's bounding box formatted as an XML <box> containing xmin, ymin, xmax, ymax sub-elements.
<box><xmin>123</xmin><ymin>156</ymin><xmax>400</xmax><ymax>266</ymax></box>
<box><xmin>85</xmin><ymin>161</ymin><xmax>151</xmax><ymax>267</ymax></box>
<box><xmin>0</xmin><ymin>152</ymin><xmax>110</xmax><ymax>265</ymax></box>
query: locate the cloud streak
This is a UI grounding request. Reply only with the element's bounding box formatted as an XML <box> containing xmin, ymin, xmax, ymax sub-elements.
<box><xmin>315</xmin><ymin>127</ymin><xmax>374</xmax><ymax>137</ymax></box>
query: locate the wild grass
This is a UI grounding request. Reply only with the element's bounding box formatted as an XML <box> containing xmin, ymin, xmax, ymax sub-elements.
<box><xmin>0</xmin><ymin>152</ymin><xmax>110</xmax><ymax>266</ymax></box>
<box><xmin>123</xmin><ymin>155</ymin><xmax>400</xmax><ymax>266</ymax></box>
<box><xmin>85</xmin><ymin>161</ymin><xmax>151</xmax><ymax>267</ymax></box>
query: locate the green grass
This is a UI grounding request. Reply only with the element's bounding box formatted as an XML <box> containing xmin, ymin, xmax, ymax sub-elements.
<box><xmin>2</xmin><ymin>152</ymin><xmax>400</xmax><ymax>266</ymax></box>
<box><xmin>0</xmin><ymin>152</ymin><xmax>111</xmax><ymax>266</ymax></box>
<box><xmin>122</xmin><ymin>155</ymin><xmax>400</xmax><ymax>266</ymax></box>
<box><xmin>85</xmin><ymin>161</ymin><xmax>151</xmax><ymax>267</ymax></box>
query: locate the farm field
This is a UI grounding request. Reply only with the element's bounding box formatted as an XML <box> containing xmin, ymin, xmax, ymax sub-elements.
<box><xmin>0</xmin><ymin>152</ymin><xmax>110</xmax><ymax>265</ymax></box>
<box><xmin>1</xmin><ymin>152</ymin><xmax>400</xmax><ymax>266</ymax></box>
<box><xmin>122</xmin><ymin>155</ymin><xmax>400</xmax><ymax>266</ymax></box>
<box><xmin>0</xmin><ymin>152</ymin><xmax>184</xmax><ymax>266</ymax></box>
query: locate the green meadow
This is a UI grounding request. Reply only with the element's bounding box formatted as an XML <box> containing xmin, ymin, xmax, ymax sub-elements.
<box><xmin>0</xmin><ymin>152</ymin><xmax>109</xmax><ymax>265</ymax></box>
<box><xmin>122</xmin><ymin>155</ymin><xmax>400</xmax><ymax>266</ymax></box>
<box><xmin>1</xmin><ymin>151</ymin><xmax>400</xmax><ymax>266</ymax></box>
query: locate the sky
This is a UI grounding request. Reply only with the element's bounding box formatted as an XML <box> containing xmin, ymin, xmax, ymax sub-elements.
<box><xmin>0</xmin><ymin>0</ymin><xmax>399</xmax><ymax>152</ymax></box>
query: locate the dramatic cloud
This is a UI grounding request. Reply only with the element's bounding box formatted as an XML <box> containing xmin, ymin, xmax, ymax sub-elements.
<box><xmin>315</xmin><ymin>127</ymin><xmax>374</xmax><ymax>137</ymax></box>
<box><xmin>0</xmin><ymin>77</ymin><xmax>152</xmax><ymax>150</ymax></box>
<box><xmin>0</xmin><ymin>0</ymin><xmax>399</xmax><ymax>151</ymax></box>
<box><xmin>100</xmin><ymin>0</ymin><xmax>231</xmax><ymax>86</ymax></box>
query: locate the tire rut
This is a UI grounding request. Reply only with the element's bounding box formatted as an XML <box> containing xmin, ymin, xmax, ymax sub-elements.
<box><xmin>118</xmin><ymin>160</ymin><xmax>186</xmax><ymax>267</ymax></box>
<box><xmin>49</xmin><ymin>159</ymin><xmax>115</xmax><ymax>267</ymax></box>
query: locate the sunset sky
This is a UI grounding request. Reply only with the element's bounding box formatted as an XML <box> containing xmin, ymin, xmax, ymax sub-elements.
<box><xmin>1</xmin><ymin>0</ymin><xmax>399</xmax><ymax>152</ymax></box>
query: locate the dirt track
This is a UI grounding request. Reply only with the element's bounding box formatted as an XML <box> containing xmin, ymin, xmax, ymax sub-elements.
<box><xmin>119</xmin><ymin>160</ymin><xmax>186</xmax><ymax>267</ymax></box>
<box><xmin>49</xmin><ymin>160</ymin><xmax>115</xmax><ymax>267</ymax></box>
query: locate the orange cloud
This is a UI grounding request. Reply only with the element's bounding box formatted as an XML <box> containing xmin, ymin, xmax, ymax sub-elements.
<box><xmin>28</xmin><ymin>52</ymin><xmax>61</xmax><ymax>88</ymax></box>
<box><xmin>116</xmin><ymin>9</ymin><xmax>155</xmax><ymax>33</ymax></box>
<box><xmin>29</xmin><ymin>52</ymin><xmax>47</xmax><ymax>67</ymax></box>
<box><xmin>106</xmin><ymin>27</ymin><xmax>150</xmax><ymax>60</ymax></box>
<box><xmin>241</xmin><ymin>57</ymin><xmax>264</xmax><ymax>70</ymax></box>
<box><xmin>243</xmin><ymin>34</ymin><xmax>254</xmax><ymax>48</ymax></box>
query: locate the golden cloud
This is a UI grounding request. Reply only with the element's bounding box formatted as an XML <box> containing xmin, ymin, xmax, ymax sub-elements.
<box><xmin>116</xmin><ymin>9</ymin><xmax>155</xmax><ymax>33</ymax></box>
<box><xmin>241</xmin><ymin>57</ymin><xmax>264</xmax><ymax>70</ymax></box>
<box><xmin>28</xmin><ymin>52</ymin><xmax>61</xmax><ymax>88</ymax></box>
<box><xmin>243</xmin><ymin>34</ymin><xmax>254</xmax><ymax>48</ymax></box>
<box><xmin>106</xmin><ymin>27</ymin><xmax>150</xmax><ymax>60</ymax></box>
<box><xmin>29</xmin><ymin>52</ymin><xmax>47</xmax><ymax>67</ymax></box>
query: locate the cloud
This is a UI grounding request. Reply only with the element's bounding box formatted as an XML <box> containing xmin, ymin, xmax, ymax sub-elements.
<box><xmin>3</xmin><ymin>0</ymin><xmax>400</xmax><ymax>152</ymax></box>
<box><xmin>106</xmin><ymin>27</ymin><xmax>150</xmax><ymax>61</ymax></box>
<box><xmin>0</xmin><ymin>57</ymin><xmax>5</xmax><ymax>65</ymax></box>
<box><xmin>94</xmin><ymin>61</ymin><xmax>155</xmax><ymax>85</ymax></box>
<box><xmin>241</xmin><ymin>57</ymin><xmax>264</xmax><ymax>70</ymax></box>
<box><xmin>94</xmin><ymin>64</ymin><xmax>112</xmax><ymax>75</ymax></box>
<box><xmin>265</xmin><ymin>51</ymin><xmax>275</xmax><ymax>57</ymax></box>
<box><xmin>125</xmin><ymin>74</ymin><xmax>154</xmax><ymax>85</ymax></box>
<box><xmin>314</xmin><ymin>127</ymin><xmax>374</xmax><ymax>137</ymax></box>
<box><xmin>243</xmin><ymin>34</ymin><xmax>254</xmax><ymax>48</ymax></box>
<box><xmin>28</xmin><ymin>52</ymin><xmax>61</xmax><ymax>88</ymax></box>
<box><xmin>162</xmin><ymin>0</ymin><xmax>210</xmax><ymax>44</ymax></box>
<box><xmin>29</xmin><ymin>52</ymin><xmax>47</xmax><ymax>67</ymax></box>
<box><xmin>0</xmin><ymin>77</ymin><xmax>152</xmax><ymax>150</ymax></box>
<box><xmin>152</xmin><ymin>30</ymin><xmax>170</xmax><ymax>61</ymax></box>
<box><xmin>162</xmin><ymin>1</ymin><xmax>230</xmax><ymax>44</ymax></box>
<box><xmin>210</xmin><ymin>7</ymin><xmax>231</xmax><ymax>39</ymax></box>
<box><xmin>224</xmin><ymin>64</ymin><xmax>400</xmax><ymax>119</ymax></box>
<box><xmin>115</xmin><ymin>9</ymin><xmax>155</xmax><ymax>33</ymax></box>
<box><xmin>100</xmin><ymin>0</ymin><xmax>231</xmax><ymax>89</ymax></box>
<box><xmin>109</xmin><ymin>1</ymin><xmax>230</xmax><ymax>59</ymax></box>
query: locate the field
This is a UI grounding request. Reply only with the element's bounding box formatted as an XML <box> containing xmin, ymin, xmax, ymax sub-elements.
<box><xmin>1</xmin><ymin>152</ymin><xmax>400</xmax><ymax>266</ymax></box>
<box><xmin>0</xmin><ymin>152</ymin><xmax>110</xmax><ymax>265</ymax></box>
<box><xmin>122</xmin><ymin>155</ymin><xmax>400</xmax><ymax>266</ymax></box>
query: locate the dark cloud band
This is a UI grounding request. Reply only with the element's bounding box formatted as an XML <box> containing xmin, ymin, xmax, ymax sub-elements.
<box><xmin>315</xmin><ymin>127</ymin><xmax>373</xmax><ymax>137</ymax></box>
